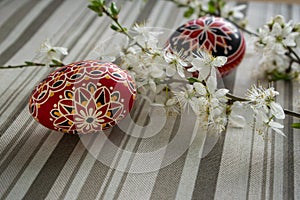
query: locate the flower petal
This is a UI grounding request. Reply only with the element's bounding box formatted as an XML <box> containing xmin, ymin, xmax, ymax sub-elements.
<box><xmin>270</xmin><ymin>102</ymin><xmax>285</xmax><ymax>119</ymax></box>
<box><xmin>212</xmin><ymin>56</ymin><xmax>227</xmax><ymax>67</ymax></box>
<box><xmin>272</xmin><ymin>127</ymin><xmax>286</xmax><ymax>137</ymax></box>
<box><xmin>269</xmin><ymin>121</ymin><xmax>284</xmax><ymax>129</ymax></box>
<box><xmin>207</xmin><ymin>76</ymin><xmax>217</xmax><ymax>92</ymax></box>
<box><xmin>194</xmin><ymin>82</ymin><xmax>206</xmax><ymax>96</ymax></box>
<box><xmin>229</xmin><ymin>114</ymin><xmax>246</xmax><ymax>128</ymax></box>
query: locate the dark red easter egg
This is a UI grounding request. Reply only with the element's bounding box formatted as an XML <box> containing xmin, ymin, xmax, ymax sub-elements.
<box><xmin>168</xmin><ymin>16</ymin><xmax>246</xmax><ymax>76</ymax></box>
<box><xmin>29</xmin><ymin>60</ymin><xmax>136</xmax><ymax>134</ymax></box>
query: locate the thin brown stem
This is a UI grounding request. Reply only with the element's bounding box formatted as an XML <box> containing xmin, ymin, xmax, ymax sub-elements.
<box><xmin>101</xmin><ymin>4</ymin><xmax>149</xmax><ymax>52</ymax></box>
<box><xmin>225</xmin><ymin>18</ymin><xmax>259</xmax><ymax>37</ymax></box>
<box><xmin>0</xmin><ymin>62</ymin><xmax>64</xmax><ymax>69</ymax></box>
<box><xmin>284</xmin><ymin>109</ymin><xmax>300</xmax><ymax>118</ymax></box>
<box><xmin>226</xmin><ymin>92</ymin><xmax>250</xmax><ymax>102</ymax></box>
<box><xmin>287</xmin><ymin>46</ymin><xmax>300</xmax><ymax>64</ymax></box>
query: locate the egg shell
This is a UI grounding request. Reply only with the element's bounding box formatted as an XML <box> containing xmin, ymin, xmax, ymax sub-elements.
<box><xmin>168</xmin><ymin>16</ymin><xmax>246</xmax><ymax>76</ymax></box>
<box><xmin>29</xmin><ymin>60</ymin><xmax>136</xmax><ymax>134</ymax></box>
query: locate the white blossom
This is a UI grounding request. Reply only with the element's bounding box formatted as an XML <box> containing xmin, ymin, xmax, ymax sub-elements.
<box><xmin>164</xmin><ymin>51</ymin><xmax>188</xmax><ymax>78</ymax></box>
<box><xmin>39</xmin><ymin>38</ymin><xmax>68</xmax><ymax>65</ymax></box>
<box><xmin>221</xmin><ymin>4</ymin><xmax>247</xmax><ymax>21</ymax></box>
<box><xmin>245</xmin><ymin>84</ymin><xmax>285</xmax><ymax>136</ymax></box>
<box><xmin>189</xmin><ymin>50</ymin><xmax>227</xmax><ymax>80</ymax></box>
<box><xmin>132</xmin><ymin>24</ymin><xmax>162</xmax><ymax>49</ymax></box>
<box><xmin>95</xmin><ymin>36</ymin><xmax>129</xmax><ymax>62</ymax></box>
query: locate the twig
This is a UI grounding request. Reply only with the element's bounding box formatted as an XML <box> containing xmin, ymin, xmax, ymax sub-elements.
<box><xmin>225</xmin><ymin>18</ymin><xmax>259</xmax><ymax>37</ymax></box>
<box><xmin>0</xmin><ymin>62</ymin><xmax>64</xmax><ymax>69</ymax></box>
<box><xmin>287</xmin><ymin>46</ymin><xmax>300</xmax><ymax>64</ymax></box>
<box><xmin>226</xmin><ymin>92</ymin><xmax>249</xmax><ymax>102</ymax></box>
<box><xmin>284</xmin><ymin>109</ymin><xmax>300</xmax><ymax>118</ymax></box>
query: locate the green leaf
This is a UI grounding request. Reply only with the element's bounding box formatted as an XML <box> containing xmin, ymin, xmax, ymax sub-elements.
<box><xmin>187</xmin><ymin>77</ymin><xmax>200</xmax><ymax>84</ymax></box>
<box><xmin>267</xmin><ymin>70</ymin><xmax>292</xmax><ymax>81</ymax></box>
<box><xmin>51</xmin><ymin>59</ymin><xmax>63</xmax><ymax>65</ymax></box>
<box><xmin>183</xmin><ymin>7</ymin><xmax>194</xmax><ymax>18</ymax></box>
<box><xmin>110</xmin><ymin>24</ymin><xmax>121</xmax><ymax>31</ymax></box>
<box><xmin>292</xmin><ymin>123</ymin><xmax>300</xmax><ymax>129</ymax></box>
<box><xmin>218</xmin><ymin>0</ymin><xmax>226</xmax><ymax>9</ymax></box>
<box><xmin>88</xmin><ymin>4</ymin><xmax>103</xmax><ymax>16</ymax></box>
<box><xmin>110</xmin><ymin>2</ymin><xmax>120</xmax><ymax>16</ymax></box>
<box><xmin>88</xmin><ymin>0</ymin><xmax>106</xmax><ymax>16</ymax></box>
<box><xmin>208</xmin><ymin>1</ymin><xmax>216</xmax><ymax>14</ymax></box>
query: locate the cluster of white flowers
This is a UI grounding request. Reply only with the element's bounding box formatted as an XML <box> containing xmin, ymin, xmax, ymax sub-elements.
<box><xmin>245</xmin><ymin>84</ymin><xmax>285</xmax><ymax>136</ymax></box>
<box><xmin>166</xmin><ymin>77</ymin><xmax>230</xmax><ymax>132</ymax></box>
<box><xmin>256</xmin><ymin>15</ymin><xmax>300</xmax><ymax>78</ymax></box>
<box><xmin>94</xmin><ymin>23</ymin><xmax>286</xmax><ymax>136</ymax></box>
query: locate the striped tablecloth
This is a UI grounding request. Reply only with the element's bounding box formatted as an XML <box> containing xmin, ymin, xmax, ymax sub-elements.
<box><xmin>0</xmin><ymin>0</ymin><xmax>300</xmax><ymax>199</ymax></box>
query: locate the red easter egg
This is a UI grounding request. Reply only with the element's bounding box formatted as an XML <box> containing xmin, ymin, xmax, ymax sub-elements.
<box><xmin>29</xmin><ymin>60</ymin><xmax>136</xmax><ymax>134</ymax></box>
<box><xmin>168</xmin><ymin>16</ymin><xmax>246</xmax><ymax>76</ymax></box>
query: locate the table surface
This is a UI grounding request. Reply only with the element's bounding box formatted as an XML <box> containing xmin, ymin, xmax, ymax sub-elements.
<box><xmin>1</xmin><ymin>0</ymin><xmax>300</xmax><ymax>200</ymax></box>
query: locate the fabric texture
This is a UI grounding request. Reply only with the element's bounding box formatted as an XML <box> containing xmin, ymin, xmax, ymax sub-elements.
<box><xmin>0</xmin><ymin>0</ymin><xmax>299</xmax><ymax>199</ymax></box>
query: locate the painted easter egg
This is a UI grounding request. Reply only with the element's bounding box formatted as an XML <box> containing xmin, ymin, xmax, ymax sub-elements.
<box><xmin>168</xmin><ymin>16</ymin><xmax>246</xmax><ymax>76</ymax></box>
<box><xmin>29</xmin><ymin>60</ymin><xmax>136</xmax><ymax>134</ymax></box>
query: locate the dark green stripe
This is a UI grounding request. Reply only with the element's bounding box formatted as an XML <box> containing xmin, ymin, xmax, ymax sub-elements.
<box><xmin>0</xmin><ymin>0</ymin><xmax>64</xmax><ymax>65</ymax></box>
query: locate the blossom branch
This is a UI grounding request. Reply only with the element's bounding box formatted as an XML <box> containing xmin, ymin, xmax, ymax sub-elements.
<box><xmin>0</xmin><ymin>38</ymin><xmax>68</xmax><ymax>70</ymax></box>
<box><xmin>226</xmin><ymin>92</ymin><xmax>300</xmax><ymax>118</ymax></box>
<box><xmin>0</xmin><ymin>61</ymin><xmax>64</xmax><ymax>69</ymax></box>
<box><xmin>225</xmin><ymin>17</ymin><xmax>259</xmax><ymax>37</ymax></box>
<box><xmin>287</xmin><ymin>46</ymin><xmax>300</xmax><ymax>64</ymax></box>
<box><xmin>88</xmin><ymin>0</ymin><xmax>149</xmax><ymax>53</ymax></box>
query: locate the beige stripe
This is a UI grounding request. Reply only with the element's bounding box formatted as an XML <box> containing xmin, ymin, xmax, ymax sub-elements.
<box><xmin>113</xmin><ymin>2</ymin><xmax>184</xmax><ymax>192</ymax></box>
<box><xmin>62</xmin><ymin>132</ymin><xmax>112</xmax><ymax>200</ymax></box>
<box><xmin>214</xmin><ymin>32</ymin><xmax>258</xmax><ymax>199</ymax></box>
<box><xmin>60</xmin><ymin>2</ymin><xmax>147</xmax><ymax>199</ymax></box>
<box><xmin>270</xmin><ymin>4</ymin><xmax>293</xmax><ymax>200</ymax></box>
<box><xmin>0</xmin><ymin>0</ymin><xmax>31</xmax><ymax>26</ymax></box>
<box><xmin>44</xmin><ymin>141</ymin><xmax>87</xmax><ymax>200</ymax></box>
<box><xmin>5</xmin><ymin>133</ymin><xmax>63</xmax><ymax>200</ymax></box>
<box><xmin>0</xmin><ymin>112</ymin><xmax>34</xmax><ymax>155</ymax></box>
<box><xmin>0</xmin><ymin>0</ymin><xmax>89</xmax><ymax>155</ymax></box>
<box><xmin>115</xmin><ymin>114</ymin><xmax>177</xmax><ymax>200</ymax></box>
<box><xmin>0</xmin><ymin>117</ymin><xmax>35</xmax><ymax>166</ymax></box>
<box><xmin>292</xmin><ymin>5</ymin><xmax>300</xmax><ymax>200</ymax></box>
<box><xmin>174</xmin><ymin>118</ymin><xmax>206</xmax><ymax>200</ymax></box>
<box><xmin>293</xmin><ymin>84</ymin><xmax>300</xmax><ymax>200</ymax></box>
<box><xmin>232</xmin><ymin>0</ymin><xmax>300</xmax><ymax>4</ymax></box>
<box><xmin>272</xmin><ymin>83</ymin><xmax>285</xmax><ymax>200</ymax></box>
<box><xmin>96</xmin><ymin>2</ymin><xmax>185</xmax><ymax>199</ymax></box>
<box><xmin>0</xmin><ymin>0</ymin><xmax>94</xmax><ymax>198</ymax></box>
<box><xmin>43</xmin><ymin>7</ymin><xmax>109</xmax><ymax>200</ymax></box>
<box><xmin>97</xmin><ymin>103</ymin><xmax>151</xmax><ymax>199</ymax></box>
<box><xmin>0</xmin><ymin>124</ymin><xmax>49</xmax><ymax>198</ymax></box>
<box><xmin>0</xmin><ymin>0</ymin><xmax>52</xmax><ymax>54</ymax></box>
